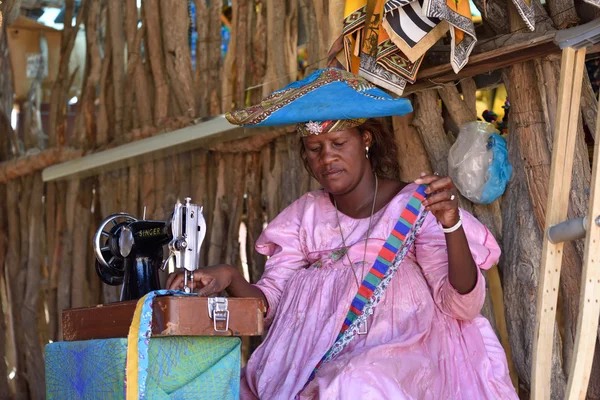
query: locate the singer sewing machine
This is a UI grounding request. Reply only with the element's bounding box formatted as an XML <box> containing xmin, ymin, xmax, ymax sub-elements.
<box><xmin>93</xmin><ymin>197</ymin><xmax>205</xmax><ymax>300</ymax></box>
<box><xmin>58</xmin><ymin>196</ymin><xmax>265</xmax><ymax>342</ymax></box>
<box><xmin>47</xmin><ymin>197</ymin><xmax>262</xmax><ymax>398</ymax></box>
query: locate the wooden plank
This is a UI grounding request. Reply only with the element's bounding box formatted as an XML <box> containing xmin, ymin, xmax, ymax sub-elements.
<box><xmin>531</xmin><ymin>47</ymin><xmax>586</xmax><ymax>400</ymax></box>
<box><xmin>408</xmin><ymin>41</ymin><xmax>600</xmax><ymax>95</ymax></box>
<box><xmin>565</xmin><ymin>65</ymin><xmax>600</xmax><ymax>400</ymax></box>
<box><xmin>405</xmin><ymin>34</ymin><xmax>558</xmax><ymax>94</ymax></box>
<box><xmin>62</xmin><ymin>297</ymin><xmax>266</xmax><ymax>341</ymax></box>
<box><xmin>41</xmin><ymin>117</ymin><xmax>281</xmax><ymax>183</ymax></box>
<box><xmin>406</xmin><ymin>32</ymin><xmax>600</xmax><ymax>95</ymax></box>
<box><xmin>488</xmin><ymin>264</ymin><xmax>519</xmax><ymax>389</ymax></box>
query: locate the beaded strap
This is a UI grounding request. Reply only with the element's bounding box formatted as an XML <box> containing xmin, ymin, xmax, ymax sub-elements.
<box><xmin>307</xmin><ymin>185</ymin><xmax>428</xmax><ymax>383</ymax></box>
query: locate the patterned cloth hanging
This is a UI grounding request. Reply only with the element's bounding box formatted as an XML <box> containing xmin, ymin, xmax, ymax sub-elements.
<box><xmin>510</xmin><ymin>0</ymin><xmax>535</xmax><ymax>31</ymax></box>
<box><xmin>375</xmin><ymin>16</ymin><xmax>425</xmax><ymax>84</ymax></box>
<box><xmin>337</xmin><ymin>0</ymin><xmax>477</xmax><ymax>93</ymax></box>
<box><xmin>382</xmin><ymin>0</ymin><xmax>450</xmax><ymax>62</ymax></box>
<box><xmin>342</xmin><ymin>0</ymin><xmax>367</xmax><ymax>74</ymax></box>
<box><xmin>343</xmin><ymin>0</ymin><xmax>423</xmax><ymax>95</ymax></box>
<box><xmin>421</xmin><ymin>0</ymin><xmax>477</xmax><ymax>73</ymax></box>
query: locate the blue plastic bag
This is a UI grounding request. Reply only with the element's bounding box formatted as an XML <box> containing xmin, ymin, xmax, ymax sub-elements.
<box><xmin>481</xmin><ymin>133</ymin><xmax>512</xmax><ymax>204</ymax></box>
<box><xmin>448</xmin><ymin>121</ymin><xmax>512</xmax><ymax>204</ymax></box>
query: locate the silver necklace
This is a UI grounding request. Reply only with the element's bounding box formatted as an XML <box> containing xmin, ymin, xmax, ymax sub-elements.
<box><xmin>334</xmin><ymin>174</ymin><xmax>378</xmax><ymax>334</ymax></box>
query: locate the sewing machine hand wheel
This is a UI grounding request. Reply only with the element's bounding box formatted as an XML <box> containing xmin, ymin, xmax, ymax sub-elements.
<box><xmin>93</xmin><ymin>213</ymin><xmax>138</xmax><ymax>285</ymax></box>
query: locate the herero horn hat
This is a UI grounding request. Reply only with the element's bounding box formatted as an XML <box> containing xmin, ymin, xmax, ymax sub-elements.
<box><xmin>225</xmin><ymin>68</ymin><xmax>413</xmax><ymax>136</ymax></box>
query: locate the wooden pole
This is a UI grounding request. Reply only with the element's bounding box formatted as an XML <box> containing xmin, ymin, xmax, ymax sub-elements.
<box><xmin>564</xmin><ymin>66</ymin><xmax>600</xmax><ymax>400</ymax></box>
<box><xmin>234</xmin><ymin>0</ymin><xmax>250</xmax><ymax>110</ymax></box>
<box><xmin>46</xmin><ymin>182</ymin><xmax>65</xmax><ymax>342</ymax></box>
<box><xmin>208</xmin><ymin>153</ymin><xmax>227</xmax><ymax>265</ymax></box>
<box><xmin>143</xmin><ymin>0</ymin><xmax>169</xmax><ymax>124</ymax></box>
<box><xmin>0</xmin><ymin>183</ymin><xmax>9</xmax><ymax>398</ymax></box>
<box><xmin>208</xmin><ymin>0</ymin><xmax>222</xmax><ymax>115</ymax></box>
<box><xmin>71</xmin><ymin>179</ymin><xmax>93</xmax><ymax>308</ymax></box>
<box><xmin>221</xmin><ymin>0</ymin><xmax>237</xmax><ymax>113</ymax></box>
<box><xmin>160</xmin><ymin>0</ymin><xmax>196</xmax><ymax>117</ymax></box>
<box><xmin>531</xmin><ymin>46</ymin><xmax>586</xmax><ymax>399</ymax></box>
<box><xmin>97</xmin><ymin>4</ymin><xmax>112</xmax><ymax>146</ymax></box>
<box><xmin>79</xmin><ymin>0</ymin><xmax>102</xmax><ymax>148</ymax></box>
<box><xmin>47</xmin><ymin>0</ymin><xmax>86</xmax><ymax>147</ymax></box>
<box><xmin>194</xmin><ymin>0</ymin><xmax>210</xmax><ymax>117</ymax></box>
<box><xmin>546</xmin><ymin>0</ymin><xmax>579</xmax><ymax>29</ymax></box>
<box><xmin>392</xmin><ymin>113</ymin><xmax>432</xmax><ymax>182</ymax></box>
<box><xmin>108</xmin><ymin>0</ymin><xmax>125</xmax><ymax>138</ymax></box>
<box><xmin>21</xmin><ymin>175</ymin><xmax>45</xmax><ymax>399</ymax></box>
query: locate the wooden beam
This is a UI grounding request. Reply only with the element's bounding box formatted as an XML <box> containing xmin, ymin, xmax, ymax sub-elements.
<box><xmin>531</xmin><ymin>46</ymin><xmax>587</xmax><ymax>400</ymax></box>
<box><xmin>0</xmin><ymin>147</ymin><xmax>83</xmax><ymax>183</ymax></box>
<box><xmin>406</xmin><ymin>34</ymin><xmax>558</xmax><ymax>94</ymax></box>
<box><xmin>403</xmin><ymin>33</ymin><xmax>600</xmax><ymax>95</ymax></box>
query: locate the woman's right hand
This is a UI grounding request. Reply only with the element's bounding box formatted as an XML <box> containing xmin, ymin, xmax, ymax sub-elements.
<box><xmin>166</xmin><ymin>264</ymin><xmax>234</xmax><ymax>296</ymax></box>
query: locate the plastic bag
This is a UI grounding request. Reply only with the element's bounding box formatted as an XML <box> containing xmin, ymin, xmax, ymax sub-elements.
<box><xmin>448</xmin><ymin>121</ymin><xmax>512</xmax><ymax>204</ymax></box>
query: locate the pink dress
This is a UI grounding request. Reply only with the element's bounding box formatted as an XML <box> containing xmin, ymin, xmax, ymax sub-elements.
<box><xmin>240</xmin><ymin>183</ymin><xmax>518</xmax><ymax>399</ymax></box>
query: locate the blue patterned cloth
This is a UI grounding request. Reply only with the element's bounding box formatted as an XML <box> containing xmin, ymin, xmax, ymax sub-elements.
<box><xmin>46</xmin><ymin>291</ymin><xmax>242</xmax><ymax>400</ymax></box>
<box><xmin>45</xmin><ymin>336</ymin><xmax>241</xmax><ymax>399</ymax></box>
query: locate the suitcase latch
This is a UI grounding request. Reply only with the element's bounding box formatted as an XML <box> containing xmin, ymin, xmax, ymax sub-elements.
<box><xmin>208</xmin><ymin>297</ymin><xmax>230</xmax><ymax>332</ymax></box>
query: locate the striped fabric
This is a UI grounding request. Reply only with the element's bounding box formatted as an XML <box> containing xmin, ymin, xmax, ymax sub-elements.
<box><xmin>382</xmin><ymin>0</ymin><xmax>449</xmax><ymax>63</ymax></box>
<box><xmin>385</xmin><ymin>0</ymin><xmax>441</xmax><ymax>49</ymax></box>
<box><xmin>421</xmin><ymin>0</ymin><xmax>476</xmax><ymax>73</ymax></box>
<box><xmin>384</xmin><ymin>0</ymin><xmax>413</xmax><ymax>12</ymax></box>
<box><xmin>309</xmin><ymin>184</ymin><xmax>428</xmax><ymax>379</ymax></box>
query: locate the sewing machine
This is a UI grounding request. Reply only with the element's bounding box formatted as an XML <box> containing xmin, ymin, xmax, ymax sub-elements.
<box><xmin>48</xmin><ymin>198</ymin><xmax>265</xmax><ymax>398</ymax></box>
<box><xmin>93</xmin><ymin>197</ymin><xmax>206</xmax><ymax>301</ymax></box>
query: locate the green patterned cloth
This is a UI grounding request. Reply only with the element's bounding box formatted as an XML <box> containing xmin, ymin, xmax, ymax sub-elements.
<box><xmin>45</xmin><ymin>336</ymin><xmax>241</xmax><ymax>399</ymax></box>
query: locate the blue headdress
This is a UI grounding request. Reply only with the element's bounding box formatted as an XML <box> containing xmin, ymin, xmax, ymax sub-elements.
<box><xmin>225</xmin><ymin>68</ymin><xmax>413</xmax><ymax>136</ymax></box>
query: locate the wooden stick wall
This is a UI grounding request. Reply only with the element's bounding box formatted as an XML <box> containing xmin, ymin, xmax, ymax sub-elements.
<box><xmin>1</xmin><ymin>0</ymin><xmax>600</xmax><ymax>398</ymax></box>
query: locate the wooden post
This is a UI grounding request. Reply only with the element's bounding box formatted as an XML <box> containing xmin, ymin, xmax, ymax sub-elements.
<box><xmin>143</xmin><ymin>0</ymin><xmax>169</xmax><ymax>124</ymax></box>
<box><xmin>531</xmin><ymin>46</ymin><xmax>587</xmax><ymax>399</ymax></box>
<box><xmin>564</xmin><ymin>68</ymin><xmax>600</xmax><ymax>400</ymax></box>
<box><xmin>160</xmin><ymin>0</ymin><xmax>196</xmax><ymax>117</ymax></box>
<box><xmin>21</xmin><ymin>175</ymin><xmax>45</xmax><ymax>399</ymax></box>
<box><xmin>108</xmin><ymin>0</ymin><xmax>125</xmax><ymax>138</ymax></box>
<box><xmin>0</xmin><ymin>183</ymin><xmax>9</xmax><ymax>398</ymax></box>
<box><xmin>392</xmin><ymin>113</ymin><xmax>432</xmax><ymax>182</ymax></box>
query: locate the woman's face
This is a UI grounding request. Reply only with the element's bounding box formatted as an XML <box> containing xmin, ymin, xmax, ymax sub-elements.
<box><xmin>303</xmin><ymin>128</ymin><xmax>372</xmax><ymax>195</ymax></box>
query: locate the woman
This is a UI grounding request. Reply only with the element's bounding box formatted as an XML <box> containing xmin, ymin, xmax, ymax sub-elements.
<box><xmin>167</xmin><ymin>69</ymin><xmax>517</xmax><ymax>399</ymax></box>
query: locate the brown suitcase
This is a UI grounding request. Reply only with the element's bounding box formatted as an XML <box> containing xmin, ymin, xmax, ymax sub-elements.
<box><xmin>62</xmin><ymin>296</ymin><xmax>266</xmax><ymax>342</ymax></box>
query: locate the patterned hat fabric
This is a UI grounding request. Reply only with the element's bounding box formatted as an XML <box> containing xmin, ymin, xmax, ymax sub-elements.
<box><xmin>225</xmin><ymin>68</ymin><xmax>413</xmax><ymax>136</ymax></box>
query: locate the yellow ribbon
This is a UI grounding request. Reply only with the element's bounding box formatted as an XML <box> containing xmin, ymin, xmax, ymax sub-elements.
<box><xmin>125</xmin><ymin>294</ymin><xmax>148</xmax><ymax>400</ymax></box>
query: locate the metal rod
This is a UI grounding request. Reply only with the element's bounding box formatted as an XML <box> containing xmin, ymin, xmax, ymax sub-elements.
<box><xmin>547</xmin><ymin>216</ymin><xmax>588</xmax><ymax>244</ymax></box>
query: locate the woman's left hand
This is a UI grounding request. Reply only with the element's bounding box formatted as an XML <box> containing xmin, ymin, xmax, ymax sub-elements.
<box><xmin>414</xmin><ymin>172</ymin><xmax>460</xmax><ymax>228</ymax></box>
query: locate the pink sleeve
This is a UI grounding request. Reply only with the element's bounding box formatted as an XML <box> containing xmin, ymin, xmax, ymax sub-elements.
<box><xmin>414</xmin><ymin>209</ymin><xmax>500</xmax><ymax>321</ymax></box>
<box><xmin>253</xmin><ymin>196</ymin><xmax>309</xmax><ymax>327</ymax></box>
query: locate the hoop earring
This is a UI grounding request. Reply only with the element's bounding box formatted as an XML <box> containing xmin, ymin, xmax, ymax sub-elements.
<box><xmin>365</xmin><ymin>146</ymin><xmax>369</xmax><ymax>159</ymax></box>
